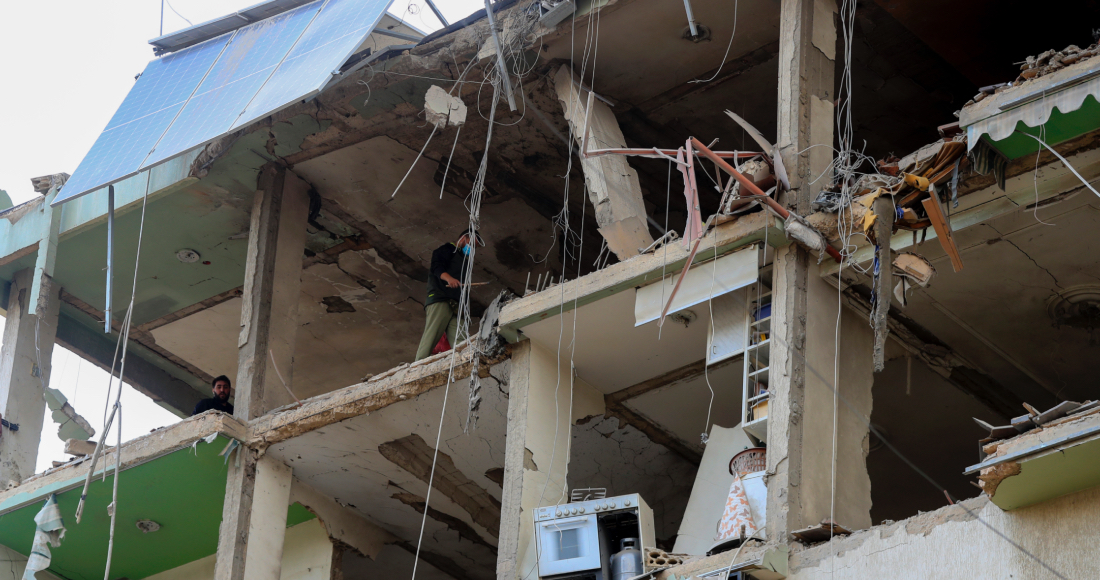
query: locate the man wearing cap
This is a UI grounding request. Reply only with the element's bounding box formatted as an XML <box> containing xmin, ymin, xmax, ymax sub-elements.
<box><xmin>414</xmin><ymin>228</ymin><xmax>485</xmax><ymax>361</ymax></box>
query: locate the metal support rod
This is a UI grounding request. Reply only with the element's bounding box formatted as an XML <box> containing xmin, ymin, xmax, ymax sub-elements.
<box><xmin>105</xmin><ymin>185</ymin><xmax>114</xmax><ymax>333</ymax></box>
<box><xmin>682</xmin><ymin>0</ymin><xmax>700</xmax><ymax>38</ymax></box>
<box><xmin>690</xmin><ymin>137</ymin><xmax>842</xmax><ymax>263</ymax></box>
<box><xmin>424</xmin><ymin>0</ymin><xmax>449</xmax><ymax>26</ymax></box>
<box><xmin>585</xmin><ymin>147</ymin><xmax>761</xmax><ymax>160</ymax></box>
<box><xmin>484</xmin><ymin>0</ymin><xmax>517</xmax><ymax>111</ymax></box>
<box><xmin>373</xmin><ymin>28</ymin><xmax>423</xmax><ymax>43</ymax></box>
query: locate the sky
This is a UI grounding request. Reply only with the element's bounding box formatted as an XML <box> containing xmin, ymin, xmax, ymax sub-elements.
<box><xmin>0</xmin><ymin>0</ymin><xmax>483</xmax><ymax>473</ymax></box>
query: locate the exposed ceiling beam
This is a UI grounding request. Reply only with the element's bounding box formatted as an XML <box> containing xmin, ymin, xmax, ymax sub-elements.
<box><xmin>607</xmin><ymin>354</ymin><xmax>740</xmax><ymax>405</ymax></box>
<box><xmin>603</xmin><ymin>400</ymin><xmax>702</xmax><ymax>465</ymax></box>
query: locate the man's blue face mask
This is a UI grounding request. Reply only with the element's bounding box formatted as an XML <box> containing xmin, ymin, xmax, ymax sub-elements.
<box><xmin>462</xmin><ymin>245</ymin><xmax>471</xmax><ymax>256</ymax></box>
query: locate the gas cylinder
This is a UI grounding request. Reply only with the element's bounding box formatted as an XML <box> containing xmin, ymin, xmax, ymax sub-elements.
<box><xmin>609</xmin><ymin>537</ymin><xmax>643</xmax><ymax>580</ymax></box>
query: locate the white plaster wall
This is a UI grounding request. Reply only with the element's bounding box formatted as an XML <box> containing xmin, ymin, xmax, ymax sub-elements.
<box><xmin>142</xmin><ymin>519</ymin><xmax>332</xmax><ymax>580</ymax></box>
<box><xmin>150</xmin><ymin>298</ymin><xmax>241</xmax><ymax>380</ymax></box>
<box><xmin>788</xmin><ymin>487</ymin><xmax>1100</xmax><ymax>579</ymax></box>
<box><xmin>143</xmin><ymin>553</ymin><xmax>217</xmax><ymax>580</ymax></box>
<box><xmin>516</xmin><ymin>340</ymin><xmax>604</xmax><ymax>579</ymax></box>
<box><xmin>279</xmin><ymin>519</ymin><xmax>333</xmax><ymax>580</ymax></box>
<box><xmin>674</xmin><ymin>425</ymin><xmax>756</xmax><ymax>555</ymax></box>
<box><xmin>0</xmin><ymin>544</ymin><xmax>63</xmax><ymax>580</ymax></box>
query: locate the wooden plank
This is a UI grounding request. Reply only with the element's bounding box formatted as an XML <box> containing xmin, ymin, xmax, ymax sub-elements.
<box><xmin>921</xmin><ymin>187</ymin><xmax>963</xmax><ymax>272</ymax></box>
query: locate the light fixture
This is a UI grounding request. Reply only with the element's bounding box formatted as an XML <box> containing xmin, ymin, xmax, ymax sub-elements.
<box><xmin>176</xmin><ymin>249</ymin><xmax>201</xmax><ymax>263</ymax></box>
<box><xmin>136</xmin><ymin>519</ymin><xmax>161</xmax><ymax>533</ymax></box>
<box><xmin>1048</xmin><ymin>285</ymin><xmax>1100</xmax><ymax>344</ymax></box>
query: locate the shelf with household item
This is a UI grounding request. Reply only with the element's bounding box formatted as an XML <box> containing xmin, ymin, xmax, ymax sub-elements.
<box><xmin>745</xmin><ymin>337</ymin><xmax>770</xmax><ymax>367</ymax></box>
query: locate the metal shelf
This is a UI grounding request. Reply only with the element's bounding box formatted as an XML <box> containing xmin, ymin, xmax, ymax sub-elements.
<box><xmin>741</xmin><ymin>247</ymin><xmax>772</xmax><ymax>445</ymax></box>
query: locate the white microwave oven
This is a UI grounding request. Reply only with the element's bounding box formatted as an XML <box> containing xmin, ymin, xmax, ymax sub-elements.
<box><xmin>535</xmin><ymin>493</ymin><xmax>654</xmax><ymax>579</ymax></box>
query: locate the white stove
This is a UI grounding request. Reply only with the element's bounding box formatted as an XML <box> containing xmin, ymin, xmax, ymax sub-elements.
<box><xmin>534</xmin><ymin>493</ymin><xmax>654</xmax><ymax>579</ymax></box>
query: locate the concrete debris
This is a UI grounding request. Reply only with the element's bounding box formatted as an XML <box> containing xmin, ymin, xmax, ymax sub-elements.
<box><xmin>977</xmin><ymin>461</ymin><xmax>1020</xmax><ymax>497</ymax></box>
<box><xmin>964</xmin><ymin>43</ymin><xmax>1100</xmax><ymax>107</ymax></box>
<box><xmin>720</xmin><ymin>159</ymin><xmax>772</xmax><ymax>215</ymax></box>
<box><xmin>790</xmin><ymin>519</ymin><xmax>853</xmax><ymax>544</ymax></box>
<box><xmin>975</xmin><ymin>400</ymin><xmax>1100</xmax><ymax>446</ymax></box>
<box><xmin>892</xmin><ymin>252</ymin><xmax>935</xmax><ymax>307</ymax></box>
<box><xmin>63</xmin><ymin>439</ymin><xmax>102</xmax><ymax>456</ymax></box>
<box><xmin>43</xmin><ymin>387</ymin><xmax>94</xmax><ymax>441</ymax></box>
<box><xmin>30</xmin><ymin>174</ymin><xmax>69</xmax><ymax>194</ymax></box>
<box><xmin>466</xmin><ymin>291</ymin><xmax>510</xmax><ymax>433</ymax></box>
<box><xmin>423</xmin><ymin>85</ymin><xmax>468</xmax><ymax>129</ymax></box>
<box><xmin>538</xmin><ymin>0</ymin><xmax>575</xmax><ymax>28</ymax></box>
<box><xmin>783</xmin><ymin>213</ymin><xmax>828</xmax><ymax>263</ymax></box>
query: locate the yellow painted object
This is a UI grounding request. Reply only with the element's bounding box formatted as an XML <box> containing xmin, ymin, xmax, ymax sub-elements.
<box><xmin>858</xmin><ymin>187</ymin><xmax>886</xmax><ymax>235</ymax></box>
<box><xmin>752</xmin><ymin>399</ymin><xmax>769</xmax><ymax>421</ymax></box>
<box><xmin>904</xmin><ymin>173</ymin><xmax>930</xmax><ymax>192</ymax></box>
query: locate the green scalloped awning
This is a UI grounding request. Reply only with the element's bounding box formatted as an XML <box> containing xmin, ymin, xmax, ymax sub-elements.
<box><xmin>961</xmin><ymin>61</ymin><xmax>1100</xmax><ymax>160</ymax></box>
<box><xmin>974</xmin><ymin>93</ymin><xmax>1100</xmax><ymax>160</ymax></box>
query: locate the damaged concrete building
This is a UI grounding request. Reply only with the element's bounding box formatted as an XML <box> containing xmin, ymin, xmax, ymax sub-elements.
<box><xmin>2</xmin><ymin>0</ymin><xmax>1099</xmax><ymax>579</ymax></box>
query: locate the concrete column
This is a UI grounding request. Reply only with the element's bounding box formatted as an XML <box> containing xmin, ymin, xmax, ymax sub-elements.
<box><xmin>766</xmin><ymin>0</ymin><xmax>876</xmax><ymax>539</ymax></box>
<box><xmin>496</xmin><ymin>340</ymin><xmax>604</xmax><ymax>580</ymax></box>
<box><xmin>0</xmin><ymin>268</ymin><xmax>60</xmax><ymax>487</ymax></box>
<box><xmin>236</xmin><ymin>163</ymin><xmax>310</xmax><ymax>420</ymax></box>
<box><xmin>215</xmin><ymin>450</ymin><xmax>293</xmax><ymax>580</ymax></box>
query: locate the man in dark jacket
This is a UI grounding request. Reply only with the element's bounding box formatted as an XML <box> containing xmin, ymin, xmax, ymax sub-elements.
<box><xmin>192</xmin><ymin>375</ymin><xmax>234</xmax><ymax>416</ymax></box>
<box><xmin>414</xmin><ymin>228</ymin><xmax>485</xmax><ymax>361</ymax></box>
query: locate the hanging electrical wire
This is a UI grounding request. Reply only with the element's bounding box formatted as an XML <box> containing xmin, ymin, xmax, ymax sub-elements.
<box><xmin>688</xmin><ymin>0</ymin><xmax>739</xmax><ymax>84</ymax></box>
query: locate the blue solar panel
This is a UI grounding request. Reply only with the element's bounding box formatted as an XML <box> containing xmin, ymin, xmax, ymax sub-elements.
<box><xmin>55</xmin><ymin>34</ymin><xmax>232</xmax><ymax>205</ymax></box>
<box><xmin>56</xmin><ymin>0</ymin><xmax>396</xmax><ymax>206</ymax></box>
<box><xmin>142</xmin><ymin>2</ymin><xmax>322</xmax><ymax>168</ymax></box>
<box><xmin>232</xmin><ymin>0</ymin><xmax>393</xmax><ymax>131</ymax></box>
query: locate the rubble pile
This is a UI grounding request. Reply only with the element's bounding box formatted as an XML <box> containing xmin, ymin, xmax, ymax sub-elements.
<box><xmin>965</xmin><ymin>42</ymin><xmax>1100</xmax><ymax>107</ymax></box>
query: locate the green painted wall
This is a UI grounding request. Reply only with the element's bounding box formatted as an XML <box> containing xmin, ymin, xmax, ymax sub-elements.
<box><xmin>0</xmin><ymin>436</ymin><xmax>315</xmax><ymax>580</ymax></box>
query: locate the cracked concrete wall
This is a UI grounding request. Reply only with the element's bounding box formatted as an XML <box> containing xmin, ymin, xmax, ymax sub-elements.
<box><xmin>0</xmin><ymin>543</ymin><xmax>62</xmax><ymax>580</ymax></box>
<box><xmin>567</xmin><ymin>415</ymin><xmax>697</xmax><ymax>545</ymax></box>
<box><xmin>786</xmin><ymin>487</ymin><xmax>1100</xmax><ymax>579</ymax></box>
<box><xmin>265</xmin><ymin>359</ymin><xmax>512</xmax><ymax>580</ymax></box>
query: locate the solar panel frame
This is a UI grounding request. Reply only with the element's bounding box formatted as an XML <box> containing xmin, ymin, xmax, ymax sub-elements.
<box><xmin>55</xmin><ymin>0</ymin><xmax>396</xmax><ymax>207</ymax></box>
<box><xmin>53</xmin><ymin>33</ymin><xmax>234</xmax><ymax>206</ymax></box>
<box><xmin>141</xmin><ymin>2</ymin><xmax>323</xmax><ymax>169</ymax></box>
<box><xmin>231</xmin><ymin>0</ymin><xmax>394</xmax><ymax>131</ymax></box>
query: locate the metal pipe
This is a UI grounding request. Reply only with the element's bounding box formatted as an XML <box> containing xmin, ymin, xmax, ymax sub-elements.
<box><xmin>424</xmin><ymin>0</ymin><xmax>450</xmax><ymax>26</ymax></box>
<box><xmin>484</xmin><ymin>0</ymin><xmax>517</xmax><ymax>111</ymax></box>
<box><xmin>105</xmin><ymin>185</ymin><xmax>114</xmax><ymax>333</ymax></box>
<box><xmin>585</xmin><ymin>147</ymin><xmax>760</xmax><ymax>160</ymax></box>
<box><xmin>682</xmin><ymin>0</ymin><xmax>700</xmax><ymax>38</ymax></box>
<box><xmin>690</xmin><ymin>137</ymin><xmax>842</xmax><ymax>263</ymax></box>
<box><xmin>373</xmin><ymin>28</ymin><xmax>423</xmax><ymax>43</ymax></box>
